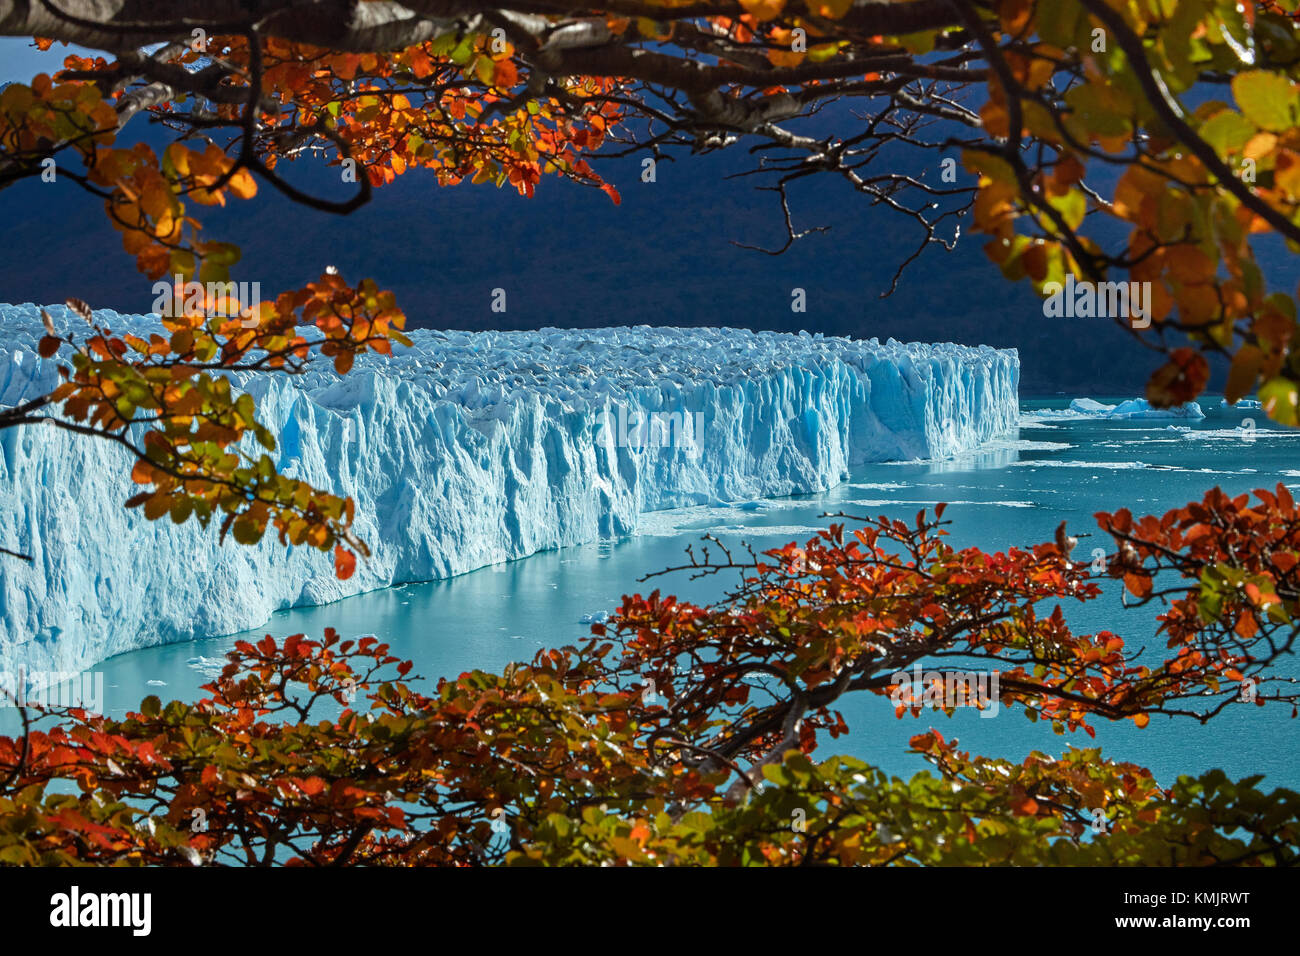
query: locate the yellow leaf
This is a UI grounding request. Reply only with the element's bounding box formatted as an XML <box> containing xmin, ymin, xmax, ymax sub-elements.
<box><xmin>166</xmin><ymin>143</ymin><xmax>192</xmax><ymax>177</ymax></box>
<box><xmin>1276</xmin><ymin>150</ymin><xmax>1300</xmax><ymax>197</ymax></box>
<box><xmin>227</xmin><ymin>168</ymin><xmax>257</xmax><ymax>200</ymax></box>
<box><xmin>768</xmin><ymin>47</ymin><xmax>804</xmax><ymax>68</ymax></box>
<box><xmin>1243</xmin><ymin>131</ymin><xmax>1277</xmax><ymax>160</ymax></box>
<box><xmin>738</xmin><ymin>0</ymin><xmax>785</xmax><ymax>21</ymax></box>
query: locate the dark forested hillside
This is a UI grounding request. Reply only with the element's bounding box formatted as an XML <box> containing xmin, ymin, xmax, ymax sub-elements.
<box><xmin>0</xmin><ymin>38</ymin><xmax>1256</xmax><ymax>396</ymax></box>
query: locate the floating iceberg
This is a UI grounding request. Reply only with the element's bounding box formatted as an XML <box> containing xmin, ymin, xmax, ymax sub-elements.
<box><xmin>1106</xmin><ymin>399</ymin><xmax>1205</xmax><ymax>420</ymax></box>
<box><xmin>0</xmin><ymin>303</ymin><xmax>1018</xmax><ymax>674</ymax></box>
<box><xmin>1024</xmin><ymin>397</ymin><xmax>1205</xmax><ymax>424</ymax></box>
<box><xmin>1069</xmin><ymin>398</ymin><xmax>1115</xmax><ymax>416</ymax></box>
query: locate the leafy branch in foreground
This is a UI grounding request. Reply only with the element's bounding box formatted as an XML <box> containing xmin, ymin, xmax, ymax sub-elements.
<box><xmin>1</xmin><ymin>2</ymin><xmax>1299</xmax><ymax>413</ymax></box>
<box><xmin>0</xmin><ymin>282</ymin><xmax>411</xmax><ymax>573</ymax></box>
<box><xmin>1</xmin><ymin>486</ymin><xmax>1297</xmax><ymax>865</ymax></box>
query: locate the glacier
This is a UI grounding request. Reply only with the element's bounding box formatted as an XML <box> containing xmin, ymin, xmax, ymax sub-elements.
<box><xmin>0</xmin><ymin>302</ymin><xmax>1019</xmax><ymax>675</ymax></box>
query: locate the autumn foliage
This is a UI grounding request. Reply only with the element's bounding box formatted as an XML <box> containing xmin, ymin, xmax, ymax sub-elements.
<box><xmin>1</xmin><ymin>1</ymin><xmax>1300</xmax><ymax>865</ymax></box>
<box><xmin>0</xmin><ymin>1</ymin><xmax>1298</xmax><ymax>567</ymax></box>
<box><xmin>2</xmin><ymin>490</ymin><xmax>1298</xmax><ymax>866</ymax></box>
<box><xmin>5</xmin><ymin>283</ymin><xmax>409</xmax><ymax>572</ymax></box>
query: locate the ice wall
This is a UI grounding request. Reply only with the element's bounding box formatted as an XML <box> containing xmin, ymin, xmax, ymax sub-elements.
<box><xmin>0</xmin><ymin>304</ymin><xmax>1019</xmax><ymax>673</ymax></box>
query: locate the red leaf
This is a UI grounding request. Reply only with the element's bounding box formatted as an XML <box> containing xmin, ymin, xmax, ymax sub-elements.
<box><xmin>334</xmin><ymin>545</ymin><xmax>357</xmax><ymax>580</ymax></box>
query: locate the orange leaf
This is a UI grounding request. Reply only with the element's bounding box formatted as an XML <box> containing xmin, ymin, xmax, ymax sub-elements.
<box><xmin>1146</xmin><ymin>348</ymin><xmax>1209</xmax><ymax>407</ymax></box>
<box><xmin>738</xmin><ymin>0</ymin><xmax>785</xmax><ymax>21</ymax></box>
<box><xmin>334</xmin><ymin>545</ymin><xmax>357</xmax><ymax>580</ymax></box>
<box><xmin>1123</xmin><ymin>573</ymin><xmax>1152</xmax><ymax>598</ymax></box>
<box><xmin>493</xmin><ymin>59</ymin><xmax>518</xmax><ymax>89</ymax></box>
<box><xmin>227</xmin><ymin>168</ymin><xmax>257</xmax><ymax>200</ymax></box>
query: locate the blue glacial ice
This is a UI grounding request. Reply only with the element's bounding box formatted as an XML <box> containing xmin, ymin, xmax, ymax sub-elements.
<box><xmin>1101</xmin><ymin>399</ymin><xmax>1205</xmax><ymax>420</ymax></box>
<box><xmin>0</xmin><ymin>303</ymin><xmax>1018</xmax><ymax>673</ymax></box>
<box><xmin>1024</xmin><ymin>397</ymin><xmax>1205</xmax><ymax>423</ymax></box>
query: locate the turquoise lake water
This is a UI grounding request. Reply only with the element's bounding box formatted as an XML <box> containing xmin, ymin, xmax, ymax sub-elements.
<box><xmin>6</xmin><ymin>398</ymin><xmax>1299</xmax><ymax>792</ymax></box>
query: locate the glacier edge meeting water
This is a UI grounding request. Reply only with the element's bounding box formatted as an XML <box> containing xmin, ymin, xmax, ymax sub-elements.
<box><xmin>0</xmin><ymin>303</ymin><xmax>1018</xmax><ymax>675</ymax></box>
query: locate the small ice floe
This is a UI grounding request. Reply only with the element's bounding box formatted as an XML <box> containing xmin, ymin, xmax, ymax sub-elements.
<box><xmin>1009</xmin><ymin>459</ymin><xmax>1149</xmax><ymax>470</ymax></box>
<box><xmin>847</xmin><ymin>499</ymin><xmax>1037</xmax><ymax>509</ymax></box>
<box><xmin>1071</xmin><ymin>398</ymin><xmax>1116</xmax><ymax>416</ymax></box>
<box><xmin>1107</xmin><ymin>398</ymin><xmax>1205</xmax><ymax>420</ymax></box>
<box><xmin>185</xmin><ymin>655</ymin><xmax>226</xmax><ymax>678</ymax></box>
<box><xmin>704</xmin><ymin>524</ymin><xmax>837</xmax><ymax>536</ymax></box>
<box><xmin>146</xmin><ymin>679</ymin><xmax>167</xmax><ymax>686</ymax></box>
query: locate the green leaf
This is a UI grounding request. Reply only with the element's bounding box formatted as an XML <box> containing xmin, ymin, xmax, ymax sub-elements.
<box><xmin>168</xmin><ymin>249</ymin><xmax>196</xmax><ymax>281</ymax></box>
<box><xmin>0</xmin><ymin>845</ymin><xmax>33</xmax><ymax>865</ymax></box>
<box><xmin>1232</xmin><ymin>70</ymin><xmax>1298</xmax><ymax>133</ymax></box>
<box><xmin>1036</xmin><ymin>2</ymin><xmax>1083</xmax><ymax>48</ymax></box>
<box><xmin>1198</xmin><ymin>109</ymin><xmax>1256</xmax><ymax>156</ymax></box>
<box><xmin>169</xmin><ymin>495</ymin><xmax>194</xmax><ymax>524</ymax></box>
<box><xmin>231</xmin><ymin>514</ymin><xmax>265</xmax><ymax>545</ymax></box>
<box><xmin>1048</xmin><ymin>188</ymin><xmax>1086</xmax><ymax>230</ymax></box>
<box><xmin>450</xmin><ymin>38</ymin><xmax>475</xmax><ymax>66</ymax></box>
<box><xmin>198</xmin><ymin>260</ymin><xmax>229</xmax><ymax>284</ymax></box>
<box><xmin>429</xmin><ymin>32</ymin><xmax>457</xmax><ymax>56</ymax></box>
<box><xmin>1259</xmin><ymin>377</ymin><xmax>1300</xmax><ymax>425</ymax></box>
<box><xmin>1064</xmin><ymin>83</ymin><xmax>1132</xmax><ymax>138</ymax></box>
<box><xmin>202</xmin><ymin>242</ymin><xmax>241</xmax><ymax>267</ymax></box>
<box><xmin>897</xmin><ymin>30</ymin><xmax>936</xmax><ymax>55</ymax></box>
